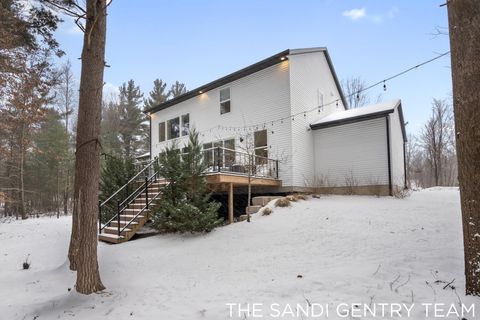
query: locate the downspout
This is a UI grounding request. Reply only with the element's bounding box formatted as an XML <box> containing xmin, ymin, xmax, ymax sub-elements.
<box><xmin>149</xmin><ymin>114</ymin><xmax>152</xmax><ymax>161</ymax></box>
<box><xmin>403</xmin><ymin>140</ymin><xmax>407</xmax><ymax>189</ymax></box>
<box><xmin>386</xmin><ymin>116</ymin><xmax>393</xmax><ymax>196</ymax></box>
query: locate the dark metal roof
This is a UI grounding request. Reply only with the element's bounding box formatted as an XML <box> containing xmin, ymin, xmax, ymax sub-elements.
<box><xmin>144</xmin><ymin>47</ymin><xmax>348</xmax><ymax>114</ymax></box>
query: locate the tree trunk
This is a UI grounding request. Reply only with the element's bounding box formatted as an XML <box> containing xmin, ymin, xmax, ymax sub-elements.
<box><xmin>57</xmin><ymin>167</ymin><xmax>60</xmax><ymax>219</ymax></box>
<box><xmin>447</xmin><ymin>0</ymin><xmax>480</xmax><ymax>296</ymax></box>
<box><xmin>247</xmin><ymin>155</ymin><xmax>252</xmax><ymax>223</ymax></box>
<box><xmin>19</xmin><ymin>123</ymin><xmax>26</xmax><ymax>220</ymax></box>
<box><xmin>69</xmin><ymin>0</ymin><xmax>107</xmax><ymax>294</ymax></box>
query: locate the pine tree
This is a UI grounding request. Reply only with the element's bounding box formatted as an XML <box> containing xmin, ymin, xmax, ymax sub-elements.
<box><xmin>182</xmin><ymin>130</ymin><xmax>222</xmax><ymax>231</ymax></box>
<box><xmin>28</xmin><ymin>109</ymin><xmax>69</xmax><ymax>215</ymax></box>
<box><xmin>144</xmin><ymin>79</ymin><xmax>169</xmax><ymax>109</ymax></box>
<box><xmin>99</xmin><ymin>154</ymin><xmax>135</xmax><ymax>222</ymax></box>
<box><xmin>152</xmin><ymin>130</ymin><xmax>221</xmax><ymax>233</ymax></box>
<box><xmin>62</xmin><ymin>0</ymin><xmax>107</xmax><ymax>293</ymax></box>
<box><xmin>101</xmin><ymin>99</ymin><xmax>122</xmax><ymax>155</ymax></box>
<box><xmin>168</xmin><ymin>81</ymin><xmax>187</xmax><ymax>98</ymax></box>
<box><xmin>118</xmin><ymin>79</ymin><xmax>145</xmax><ymax>158</ymax></box>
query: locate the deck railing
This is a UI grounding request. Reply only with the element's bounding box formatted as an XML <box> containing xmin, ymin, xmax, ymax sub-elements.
<box><xmin>205</xmin><ymin>146</ymin><xmax>279</xmax><ymax>179</ymax></box>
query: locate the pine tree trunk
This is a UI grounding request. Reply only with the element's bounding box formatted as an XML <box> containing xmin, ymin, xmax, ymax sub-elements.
<box><xmin>447</xmin><ymin>0</ymin><xmax>480</xmax><ymax>296</ymax></box>
<box><xmin>69</xmin><ymin>0</ymin><xmax>107</xmax><ymax>294</ymax></box>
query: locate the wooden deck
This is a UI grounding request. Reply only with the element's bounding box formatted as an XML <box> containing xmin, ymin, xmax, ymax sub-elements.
<box><xmin>206</xmin><ymin>172</ymin><xmax>281</xmax><ymax>187</ymax></box>
<box><xmin>205</xmin><ymin>172</ymin><xmax>281</xmax><ymax>224</ymax></box>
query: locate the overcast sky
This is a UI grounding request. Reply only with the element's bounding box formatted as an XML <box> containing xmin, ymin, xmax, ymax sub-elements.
<box><xmin>54</xmin><ymin>0</ymin><xmax>451</xmax><ymax>135</ymax></box>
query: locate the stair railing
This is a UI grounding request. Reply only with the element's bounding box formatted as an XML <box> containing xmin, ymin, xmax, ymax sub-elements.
<box><xmin>99</xmin><ymin>157</ymin><xmax>158</xmax><ymax>234</ymax></box>
<box><xmin>118</xmin><ymin>171</ymin><xmax>163</xmax><ymax>236</ymax></box>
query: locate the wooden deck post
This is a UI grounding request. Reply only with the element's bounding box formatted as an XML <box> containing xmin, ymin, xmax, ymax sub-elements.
<box><xmin>228</xmin><ymin>183</ymin><xmax>234</xmax><ymax>224</ymax></box>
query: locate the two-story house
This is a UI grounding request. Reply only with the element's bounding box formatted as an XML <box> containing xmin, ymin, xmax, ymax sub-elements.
<box><xmin>144</xmin><ymin>47</ymin><xmax>406</xmax><ymax>198</ymax></box>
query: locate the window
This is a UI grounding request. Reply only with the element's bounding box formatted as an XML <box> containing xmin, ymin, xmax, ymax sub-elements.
<box><xmin>181</xmin><ymin>114</ymin><xmax>190</xmax><ymax>136</ymax></box>
<box><xmin>220</xmin><ymin>88</ymin><xmax>231</xmax><ymax>114</ymax></box>
<box><xmin>159</xmin><ymin>122</ymin><xmax>166</xmax><ymax>142</ymax></box>
<box><xmin>202</xmin><ymin>139</ymin><xmax>235</xmax><ymax>170</ymax></box>
<box><xmin>254</xmin><ymin>130</ymin><xmax>268</xmax><ymax>164</ymax></box>
<box><xmin>203</xmin><ymin>143</ymin><xmax>213</xmax><ymax>167</ymax></box>
<box><xmin>167</xmin><ymin>117</ymin><xmax>180</xmax><ymax>140</ymax></box>
<box><xmin>224</xmin><ymin>139</ymin><xmax>235</xmax><ymax>166</ymax></box>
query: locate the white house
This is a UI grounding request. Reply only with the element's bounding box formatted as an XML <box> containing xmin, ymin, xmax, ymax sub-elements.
<box><xmin>144</xmin><ymin>47</ymin><xmax>407</xmax><ymax>196</ymax></box>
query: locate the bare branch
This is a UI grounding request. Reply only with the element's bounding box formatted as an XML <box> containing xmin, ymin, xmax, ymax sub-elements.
<box><xmin>43</xmin><ymin>0</ymin><xmax>86</xmax><ymax>19</ymax></box>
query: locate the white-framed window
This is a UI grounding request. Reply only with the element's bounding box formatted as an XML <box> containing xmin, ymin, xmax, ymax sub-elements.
<box><xmin>167</xmin><ymin>117</ymin><xmax>180</xmax><ymax>140</ymax></box>
<box><xmin>159</xmin><ymin>122</ymin><xmax>166</xmax><ymax>142</ymax></box>
<box><xmin>181</xmin><ymin>114</ymin><xmax>190</xmax><ymax>136</ymax></box>
<box><xmin>254</xmin><ymin>130</ymin><xmax>268</xmax><ymax>165</ymax></box>
<box><xmin>159</xmin><ymin>113</ymin><xmax>190</xmax><ymax>142</ymax></box>
<box><xmin>220</xmin><ymin>88</ymin><xmax>231</xmax><ymax>114</ymax></box>
<box><xmin>203</xmin><ymin>138</ymin><xmax>235</xmax><ymax>168</ymax></box>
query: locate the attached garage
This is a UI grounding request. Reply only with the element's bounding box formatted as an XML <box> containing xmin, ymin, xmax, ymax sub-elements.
<box><xmin>310</xmin><ymin>100</ymin><xmax>407</xmax><ymax>196</ymax></box>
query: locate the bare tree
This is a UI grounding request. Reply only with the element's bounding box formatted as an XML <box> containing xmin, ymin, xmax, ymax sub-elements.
<box><xmin>420</xmin><ymin>99</ymin><xmax>455</xmax><ymax>186</ymax></box>
<box><xmin>447</xmin><ymin>0</ymin><xmax>480</xmax><ymax>296</ymax></box>
<box><xmin>56</xmin><ymin>60</ymin><xmax>77</xmax><ymax>215</ymax></box>
<box><xmin>240</xmin><ymin>131</ymin><xmax>255</xmax><ymax>222</ymax></box>
<box><xmin>341</xmin><ymin>77</ymin><xmax>381</xmax><ymax>109</ymax></box>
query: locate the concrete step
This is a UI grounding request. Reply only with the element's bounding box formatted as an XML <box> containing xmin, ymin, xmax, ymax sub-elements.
<box><xmin>252</xmin><ymin>196</ymin><xmax>282</xmax><ymax>206</ymax></box>
<box><xmin>245</xmin><ymin>205</ymin><xmax>262</xmax><ymax>214</ymax></box>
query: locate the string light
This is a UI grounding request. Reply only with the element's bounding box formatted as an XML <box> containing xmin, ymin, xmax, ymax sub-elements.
<box><xmin>162</xmin><ymin>51</ymin><xmax>449</xmax><ymax>138</ymax></box>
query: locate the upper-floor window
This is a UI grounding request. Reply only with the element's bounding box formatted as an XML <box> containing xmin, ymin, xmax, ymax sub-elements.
<box><xmin>220</xmin><ymin>88</ymin><xmax>231</xmax><ymax>114</ymax></box>
<box><xmin>159</xmin><ymin>113</ymin><xmax>190</xmax><ymax>142</ymax></box>
<box><xmin>181</xmin><ymin>114</ymin><xmax>190</xmax><ymax>136</ymax></box>
<box><xmin>159</xmin><ymin>122</ymin><xmax>166</xmax><ymax>142</ymax></box>
<box><xmin>167</xmin><ymin>117</ymin><xmax>180</xmax><ymax>140</ymax></box>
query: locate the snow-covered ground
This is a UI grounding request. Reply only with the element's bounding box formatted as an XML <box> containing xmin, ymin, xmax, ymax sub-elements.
<box><xmin>1</xmin><ymin>188</ymin><xmax>478</xmax><ymax>319</ymax></box>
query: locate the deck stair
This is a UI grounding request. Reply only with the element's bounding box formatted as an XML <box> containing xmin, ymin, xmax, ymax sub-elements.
<box><xmin>98</xmin><ymin>158</ymin><xmax>165</xmax><ymax>244</ymax></box>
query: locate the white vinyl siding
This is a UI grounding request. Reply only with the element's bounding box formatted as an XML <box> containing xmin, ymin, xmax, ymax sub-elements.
<box><xmin>312</xmin><ymin>118</ymin><xmax>389</xmax><ymax>187</ymax></box>
<box><xmin>288</xmin><ymin>50</ymin><xmax>346</xmax><ymax>187</ymax></box>
<box><xmin>389</xmin><ymin>107</ymin><xmax>406</xmax><ymax>188</ymax></box>
<box><xmin>150</xmin><ymin>61</ymin><xmax>294</xmax><ymax>186</ymax></box>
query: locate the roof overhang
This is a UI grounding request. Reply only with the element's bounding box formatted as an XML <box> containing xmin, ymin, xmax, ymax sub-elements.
<box><xmin>310</xmin><ymin>109</ymin><xmax>395</xmax><ymax>130</ymax></box>
<box><xmin>144</xmin><ymin>47</ymin><xmax>348</xmax><ymax>114</ymax></box>
<box><xmin>310</xmin><ymin>100</ymin><xmax>407</xmax><ymax>143</ymax></box>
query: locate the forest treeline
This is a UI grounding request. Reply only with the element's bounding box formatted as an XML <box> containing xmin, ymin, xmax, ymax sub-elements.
<box><xmin>1</xmin><ymin>1</ymin><xmax>457</xmax><ymax>219</ymax></box>
<box><xmin>0</xmin><ymin>0</ymin><xmax>186</xmax><ymax>218</ymax></box>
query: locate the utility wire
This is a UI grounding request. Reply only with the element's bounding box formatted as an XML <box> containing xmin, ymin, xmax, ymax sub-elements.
<box><xmin>154</xmin><ymin>51</ymin><xmax>451</xmax><ymax>141</ymax></box>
